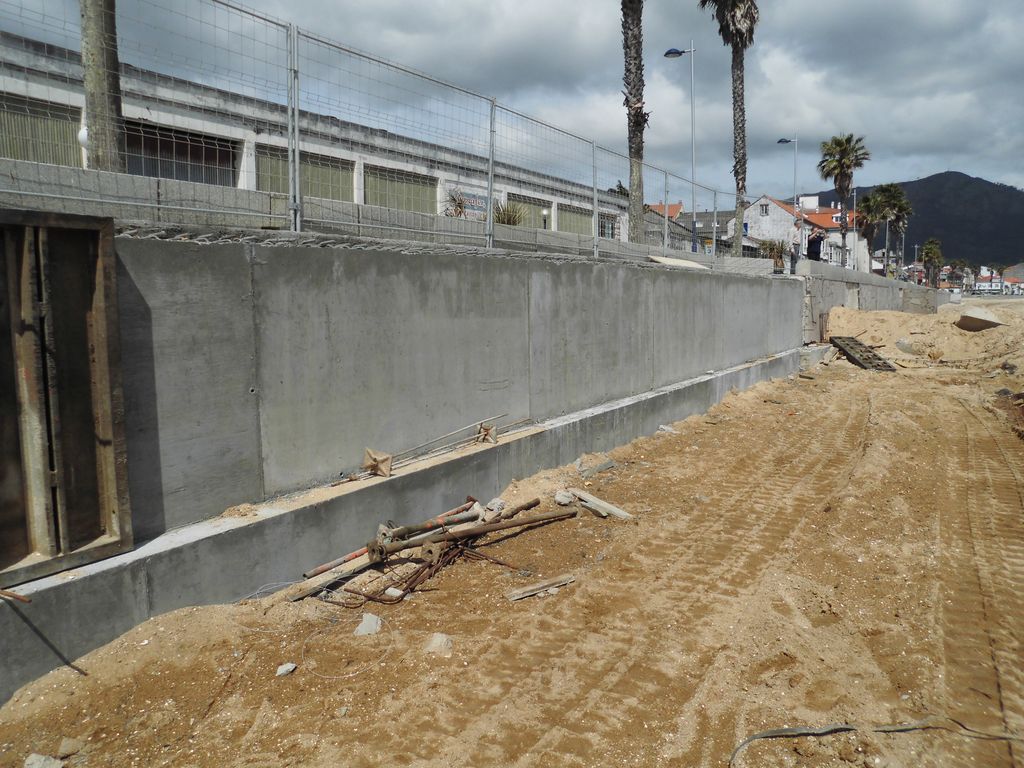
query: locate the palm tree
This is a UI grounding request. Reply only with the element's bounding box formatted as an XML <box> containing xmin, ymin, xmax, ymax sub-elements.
<box><xmin>817</xmin><ymin>134</ymin><xmax>870</xmax><ymax>267</ymax></box>
<box><xmin>921</xmin><ymin>237</ymin><xmax>943</xmax><ymax>288</ymax></box>
<box><xmin>871</xmin><ymin>183</ymin><xmax>912</xmax><ymax>274</ymax></box>
<box><xmin>856</xmin><ymin>192</ymin><xmax>885</xmax><ymax>271</ymax></box>
<box><xmin>621</xmin><ymin>0</ymin><xmax>648</xmax><ymax>243</ymax></box>
<box><xmin>699</xmin><ymin>0</ymin><xmax>759</xmax><ymax>258</ymax></box>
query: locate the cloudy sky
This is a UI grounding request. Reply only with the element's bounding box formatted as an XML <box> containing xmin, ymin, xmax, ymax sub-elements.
<box><xmin>228</xmin><ymin>0</ymin><xmax>1023</xmax><ymax>205</ymax></box>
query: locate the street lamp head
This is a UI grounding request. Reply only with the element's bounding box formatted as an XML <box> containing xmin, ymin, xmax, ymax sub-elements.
<box><xmin>777</xmin><ymin>138</ymin><xmax>794</xmax><ymax>144</ymax></box>
<box><xmin>664</xmin><ymin>48</ymin><xmax>693</xmax><ymax>57</ymax></box>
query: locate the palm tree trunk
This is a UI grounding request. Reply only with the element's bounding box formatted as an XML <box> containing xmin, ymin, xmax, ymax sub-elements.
<box><xmin>80</xmin><ymin>0</ymin><xmax>125</xmax><ymax>172</ymax></box>
<box><xmin>730</xmin><ymin>43</ymin><xmax>747</xmax><ymax>258</ymax></box>
<box><xmin>838</xmin><ymin>199</ymin><xmax>848</xmax><ymax>267</ymax></box>
<box><xmin>622</xmin><ymin>0</ymin><xmax>645</xmax><ymax>244</ymax></box>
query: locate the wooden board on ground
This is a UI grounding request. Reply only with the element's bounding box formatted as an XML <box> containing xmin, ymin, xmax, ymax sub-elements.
<box><xmin>506</xmin><ymin>573</ymin><xmax>576</xmax><ymax>602</ymax></box>
<box><xmin>567</xmin><ymin>488</ymin><xmax>633</xmax><ymax>520</ymax></box>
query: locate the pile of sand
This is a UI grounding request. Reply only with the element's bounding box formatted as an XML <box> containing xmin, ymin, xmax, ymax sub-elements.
<box><xmin>828</xmin><ymin>300</ymin><xmax>1024</xmax><ymax>371</ymax></box>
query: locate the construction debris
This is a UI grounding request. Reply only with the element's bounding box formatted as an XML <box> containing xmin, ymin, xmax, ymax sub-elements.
<box><xmin>361</xmin><ymin>448</ymin><xmax>393</xmax><ymax>478</ymax></box>
<box><xmin>290</xmin><ymin>496</ymin><xmax>553</xmax><ymax>605</ymax></box>
<box><xmin>554</xmin><ymin>490</ymin><xmax>574</xmax><ymax>506</ymax></box>
<box><xmin>830</xmin><ymin>336</ymin><xmax>897</xmax><ymax>372</ymax></box>
<box><xmin>23</xmin><ymin>755</ymin><xmax>62</xmax><ymax>768</ymax></box>
<box><xmin>507</xmin><ymin>574</ymin><xmax>576</xmax><ymax>602</ymax></box>
<box><xmin>424</xmin><ymin>633</ymin><xmax>454</xmax><ymax>658</ymax></box>
<box><xmin>275</xmin><ymin>662</ymin><xmax>297</xmax><ymax>677</ymax></box>
<box><xmin>568</xmin><ymin>488</ymin><xmax>633</xmax><ymax>520</ymax></box>
<box><xmin>353</xmin><ymin>613</ymin><xmax>382</xmax><ymax>636</ymax></box>
<box><xmin>955</xmin><ymin>306</ymin><xmax>1005</xmax><ymax>332</ymax></box>
<box><xmin>658</xmin><ymin>424</ymin><xmax>678</xmax><ymax>434</ymax></box>
<box><xmin>56</xmin><ymin>738</ymin><xmax>84</xmax><ymax>759</ymax></box>
<box><xmin>580</xmin><ymin>458</ymin><xmax>617</xmax><ymax>480</ymax></box>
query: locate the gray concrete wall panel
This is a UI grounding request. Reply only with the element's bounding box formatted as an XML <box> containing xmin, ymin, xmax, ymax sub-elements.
<box><xmin>527</xmin><ymin>261</ymin><xmax>656</xmax><ymax>419</ymax></box>
<box><xmin>116</xmin><ymin>240</ymin><xmax>263</xmax><ymax>539</ymax></box>
<box><xmin>252</xmin><ymin>248</ymin><xmax>532</xmax><ymax>495</ymax></box>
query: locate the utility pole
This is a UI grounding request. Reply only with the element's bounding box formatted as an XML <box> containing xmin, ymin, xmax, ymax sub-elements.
<box><xmin>80</xmin><ymin>0</ymin><xmax>125</xmax><ymax>172</ymax></box>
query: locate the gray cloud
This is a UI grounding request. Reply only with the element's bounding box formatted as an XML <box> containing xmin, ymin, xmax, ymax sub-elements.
<box><xmin>239</xmin><ymin>0</ymin><xmax>1024</xmax><ymax>199</ymax></box>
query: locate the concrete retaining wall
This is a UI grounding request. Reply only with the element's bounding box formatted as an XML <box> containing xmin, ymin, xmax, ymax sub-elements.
<box><xmin>1</xmin><ymin>348</ymin><xmax>807</xmax><ymax>704</ymax></box>
<box><xmin>115</xmin><ymin>237</ymin><xmax>803</xmax><ymax>538</ymax></box>
<box><xmin>796</xmin><ymin>260</ymin><xmax>948</xmax><ymax>343</ymax></box>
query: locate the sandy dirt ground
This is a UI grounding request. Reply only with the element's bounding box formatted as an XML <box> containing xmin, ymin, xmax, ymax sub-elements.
<box><xmin>2</xmin><ymin>299</ymin><xmax>1023</xmax><ymax>768</ymax></box>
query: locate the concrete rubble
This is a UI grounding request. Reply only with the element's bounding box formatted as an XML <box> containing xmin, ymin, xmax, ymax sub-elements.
<box><xmin>353</xmin><ymin>613</ymin><xmax>382</xmax><ymax>636</ymax></box>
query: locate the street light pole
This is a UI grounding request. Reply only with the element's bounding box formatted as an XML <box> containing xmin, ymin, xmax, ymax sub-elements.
<box><xmin>777</xmin><ymin>136</ymin><xmax>799</xmax><ymax>271</ymax></box>
<box><xmin>664</xmin><ymin>44</ymin><xmax>697</xmax><ymax>253</ymax></box>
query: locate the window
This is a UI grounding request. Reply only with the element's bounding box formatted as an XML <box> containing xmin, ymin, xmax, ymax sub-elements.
<box><xmin>364</xmin><ymin>166</ymin><xmax>437</xmax><ymax>213</ymax></box>
<box><xmin>759</xmin><ymin>203</ymin><xmax>769</xmax><ymax>216</ymax></box>
<box><xmin>256</xmin><ymin>146</ymin><xmax>354</xmax><ymax>202</ymax></box>
<box><xmin>0</xmin><ymin>95</ymin><xmax>82</xmax><ymax>168</ymax></box>
<box><xmin>125</xmin><ymin>121</ymin><xmax>236</xmax><ymax>186</ymax></box>
<box><xmin>557</xmin><ymin>204</ymin><xmax>593</xmax><ymax>236</ymax></box>
<box><xmin>507</xmin><ymin>193</ymin><xmax>552</xmax><ymax>229</ymax></box>
<box><xmin>598</xmin><ymin>214</ymin><xmax>618</xmax><ymax>239</ymax></box>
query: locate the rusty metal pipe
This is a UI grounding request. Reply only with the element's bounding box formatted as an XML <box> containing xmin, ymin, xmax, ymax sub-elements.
<box><xmin>384</xmin><ymin>499</ymin><xmax>478</xmax><ymax>541</ymax></box>
<box><xmin>368</xmin><ymin>508</ymin><xmax>575</xmax><ymax>563</ymax></box>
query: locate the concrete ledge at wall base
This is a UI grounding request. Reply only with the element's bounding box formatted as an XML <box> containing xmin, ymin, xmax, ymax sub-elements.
<box><xmin>0</xmin><ymin>347</ymin><xmax>803</xmax><ymax>704</ymax></box>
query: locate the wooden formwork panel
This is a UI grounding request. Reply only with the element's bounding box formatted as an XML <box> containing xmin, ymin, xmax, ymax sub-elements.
<box><xmin>0</xmin><ymin>210</ymin><xmax>131</xmax><ymax>588</ymax></box>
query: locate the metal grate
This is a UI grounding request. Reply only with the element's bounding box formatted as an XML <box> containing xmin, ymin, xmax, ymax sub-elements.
<box><xmin>830</xmin><ymin>336</ymin><xmax>896</xmax><ymax>372</ymax></box>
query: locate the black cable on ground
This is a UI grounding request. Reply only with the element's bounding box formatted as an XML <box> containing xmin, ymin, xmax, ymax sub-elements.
<box><xmin>729</xmin><ymin>714</ymin><xmax>1023</xmax><ymax>767</ymax></box>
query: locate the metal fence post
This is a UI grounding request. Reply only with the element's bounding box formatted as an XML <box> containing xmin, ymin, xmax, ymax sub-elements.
<box><xmin>663</xmin><ymin>171</ymin><xmax>669</xmax><ymax>257</ymax></box>
<box><xmin>711</xmin><ymin>190</ymin><xmax>718</xmax><ymax>264</ymax></box>
<box><xmin>485</xmin><ymin>98</ymin><xmax>496</xmax><ymax>249</ymax></box>
<box><xmin>592</xmin><ymin>140</ymin><xmax>599</xmax><ymax>260</ymax></box>
<box><xmin>287</xmin><ymin>24</ymin><xmax>301</xmax><ymax>232</ymax></box>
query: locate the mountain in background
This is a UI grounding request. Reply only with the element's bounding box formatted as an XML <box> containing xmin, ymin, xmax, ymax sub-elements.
<box><xmin>812</xmin><ymin>171</ymin><xmax>1024</xmax><ymax>268</ymax></box>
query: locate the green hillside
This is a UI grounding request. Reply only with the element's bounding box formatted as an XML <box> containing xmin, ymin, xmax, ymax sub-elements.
<box><xmin>813</xmin><ymin>171</ymin><xmax>1023</xmax><ymax>268</ymax></box>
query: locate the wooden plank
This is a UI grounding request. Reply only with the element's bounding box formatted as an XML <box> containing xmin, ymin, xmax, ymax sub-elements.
<box><xmin>7</xmin><ymin>226</ymin><xmax>56</xmax><ymax>558</ymax></box>
<box><xmin>36</xmin><ymin>227</ymin><xmax>71</xmax><ymax>554</ymax></box>
<box><xmin>567</xmin><ymin>488</ymin><xmax>633</xmax><ymax>520</ymax></box>
<box><xmin>506</xmin><ymin>573</ymin><xmax>575</xmax><ymax>602</ymax></box>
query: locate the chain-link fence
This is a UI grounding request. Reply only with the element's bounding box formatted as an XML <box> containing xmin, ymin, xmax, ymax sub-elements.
<box><xmin>0</xmin><ymin>0</ymin><xmax>789</xmax><ymax>266</ymax></box>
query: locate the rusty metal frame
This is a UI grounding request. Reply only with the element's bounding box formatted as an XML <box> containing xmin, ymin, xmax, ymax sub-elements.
<box><xmin>0</xmin><ymin>209</ymin><xmax>132</xmax><ymax>588</ymax></box>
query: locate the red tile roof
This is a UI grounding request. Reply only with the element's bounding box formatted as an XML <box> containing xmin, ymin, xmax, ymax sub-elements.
<box><xmin>648</xmin><ymin>202</ymin><xmax>684</xmax><ymax>219</ymax></box>
<box><xmin>773</xmin><ymin>198</ymin><xmax>855</xmax><ymax>231</ymax></box>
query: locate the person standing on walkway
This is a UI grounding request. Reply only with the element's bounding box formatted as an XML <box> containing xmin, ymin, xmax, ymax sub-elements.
<box><xmin>789</xmin><ymin>218</ymin><xmax>802</xmax><ymax>274</ymax></box>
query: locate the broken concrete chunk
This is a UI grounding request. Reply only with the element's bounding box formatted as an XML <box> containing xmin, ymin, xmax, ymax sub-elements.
<box><xmin>56</xmin><ymin>737</ymin><xmax>84</xmax><ymax>759</ymax></box>
<box><xmin>424</xmin><ymin>632</ymin><xmax>453</xmax><ymax>658</ymax></box>
<box><xmin>568</xmin><ymin>488</ymin><xmax>633</xmax><ymax>520</ymax></box>
<box><xmin>336</xmin><ymin>706</ymin><xmax>350</xmax><ymax>718</ymax></box>
<box><xmin>580</xmin><ymin>458</ymin><xmax>617</xmax><ymax>480</ymax></box>
<box><xmin>507</xmin><ymin>574</ymin><xmax>576</xmax><ymax>601</ymax></box>
<box><xmin>895</xmin><ymin>338</ymin><xmax>919</xmax><ymax>355</ymax></box>
<box><xmin>353</xmin><ymin>612</ymin><xmax>382</xmax><ymax>636</ymax></box>
<box><xmin>554</xmin><ymin>490</ymin><xmax>575</xmax><ymax>506</ymax></box>
<box><xmin>383</xmin><ymin>586</ymin><xmax>405</xmax><ymax>599</ymax></box>
<box><xmin>483</xmin><ymin>501</ymin><xmax>507</xmax><ymax>528</ymax></box>
<box><xmin>657</xmin><ymin>424</ymin><xmax>678</xmax><ymax>434</ymax></box>
<box><xmin>956</xmin><ymin>307</ymin><xmax>1005</xmax><ymax>331</ymax></box>
<box><xmin>24</xmin><ymin>755</ymin><xmax>62</xmax><ymax>768</ymax></box>
<box><xmin>276</xmin><ymin>662</ymin><xmax>297</xmax><ymax>677</ymax></box>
